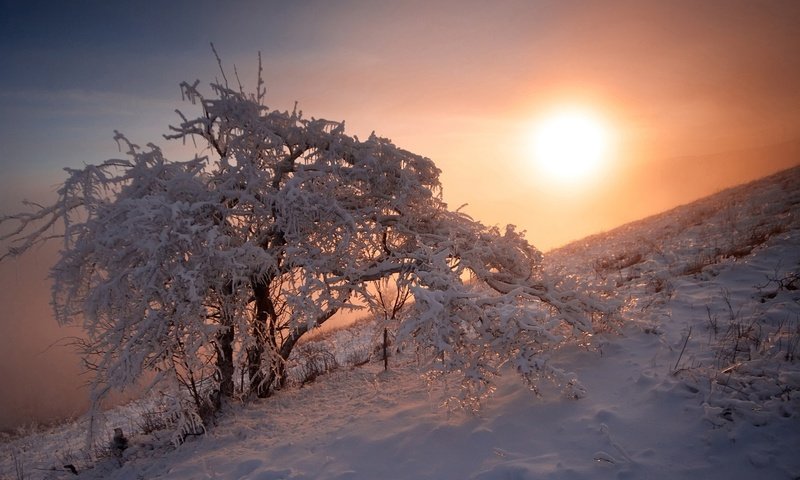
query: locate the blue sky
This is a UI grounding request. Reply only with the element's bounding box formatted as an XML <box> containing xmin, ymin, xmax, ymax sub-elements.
<box><xmin>1</xmin><ymin>1</ymin><xmax>304</xmax><ymax>175</ymax></box>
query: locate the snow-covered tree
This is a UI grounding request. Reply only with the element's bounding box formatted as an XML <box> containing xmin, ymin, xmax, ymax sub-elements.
<box><xmin>1</xmin><ymin>60</ymin><xmax>601</xmax><ymax>426</ymax></box>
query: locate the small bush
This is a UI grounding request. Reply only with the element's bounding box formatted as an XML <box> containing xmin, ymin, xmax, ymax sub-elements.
<box><xmin>292</xmin><ymin>342</ymin><xmax>339</xmax><ymax>386</ymax></box>
<box><xmin>682</xmin><ymin>256</ymin><xmax>715</xmax><ymax>276</ymax></box>
<box><xmin>136</xmin><ymin>408</ymin><xmax>172</xmax><ymax>435</ymax></box>
<box><xmin>593</xmin><ymin>251</ymin><xmax>644</xmax><ymax>278</ymax></box>
<box><xmin>344</xmin><ymin>346</ymin><xmax>372</xmax><ymax>368</ymax></box>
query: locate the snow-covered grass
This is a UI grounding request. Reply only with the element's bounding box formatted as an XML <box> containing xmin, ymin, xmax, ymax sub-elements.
<box><xmin>3</xmin><ymin>165</ymin><xmax>799</xmax><ymax>479</ymax></box>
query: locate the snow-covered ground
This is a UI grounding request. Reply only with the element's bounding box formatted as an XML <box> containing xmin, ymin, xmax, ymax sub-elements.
<box><xmin>3</xmin><ymin>166</ymin><xmax>799</xmax><ymax>479</ymax></box>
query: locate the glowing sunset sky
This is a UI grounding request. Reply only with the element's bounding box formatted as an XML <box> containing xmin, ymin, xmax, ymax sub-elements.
<box><xmin>1</xmin><ymin>0</ymin><xmax>800</xmax><ymax>428</ymax></box>
<box><xmin>2</xmin><ymin>0</ymin><xmax>799</xmax><ymax>249</ymax></box>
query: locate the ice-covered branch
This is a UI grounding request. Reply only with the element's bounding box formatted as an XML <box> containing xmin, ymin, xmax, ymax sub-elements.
<box><xmin>1</xmin><ymin>59</ymin><xmax>601</xmax><ymax>428</ymax></box>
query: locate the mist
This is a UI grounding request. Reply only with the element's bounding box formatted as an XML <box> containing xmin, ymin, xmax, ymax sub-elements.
<box><xmin>0</xmin><ymin>245</ymin><xmax>88</xmax><ymax>431</ymax></box>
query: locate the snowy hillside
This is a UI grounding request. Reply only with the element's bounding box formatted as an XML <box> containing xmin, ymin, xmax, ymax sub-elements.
<box><xmin>3</xmin><ymin>166</ymin><xmax>799</xmax><ymax>480</ymax></box>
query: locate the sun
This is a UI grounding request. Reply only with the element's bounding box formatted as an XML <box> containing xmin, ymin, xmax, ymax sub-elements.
<box><xmin>528</xmin><ymin>107</ymin><xmax>612</xmax><ymax>182</ymax></box>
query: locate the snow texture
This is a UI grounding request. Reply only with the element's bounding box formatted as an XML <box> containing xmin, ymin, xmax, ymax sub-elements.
<box><xmin>3</xmin><ymin>166</ymin><xmax>799</xmax><ymax>480</ymax></box>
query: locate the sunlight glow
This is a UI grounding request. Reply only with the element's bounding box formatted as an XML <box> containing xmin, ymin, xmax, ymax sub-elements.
<box><xmin>528</xmin><ymin>108</ymin><xmax>612</xmax><ymax>182</ymax></box>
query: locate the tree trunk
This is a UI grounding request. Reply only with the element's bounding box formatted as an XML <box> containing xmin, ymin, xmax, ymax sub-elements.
<box><xmin>248</xmin><ymin>278</ymin><xmax>275</xmax><ymax>398</ymax></box>
<box><xmin>383</xmin><ymin>327</ymin><xmax>389</xmax><ymax>371</ymax></box>
<box><xmin>215</xmin><ymin>281</ymin><xmax>236</xmax><ymax>404</ymax></box>
<box><xmin>275</xmin><ymin>307</ymin><xmax>341</xmax><ymax>389</ymax></box>
<box><xmin>216</xmin><ymin>324</ymin><xmax>235</xmax><ymax>399</ymax></box>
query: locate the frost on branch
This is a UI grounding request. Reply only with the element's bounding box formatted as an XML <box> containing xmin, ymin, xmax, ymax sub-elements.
<box><xmin>0</xmin><ymin>63</ymin><xmax>604</xmax><ymax>428</ymax></box>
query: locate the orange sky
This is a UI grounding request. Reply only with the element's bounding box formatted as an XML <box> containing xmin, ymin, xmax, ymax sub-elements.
<box><xmin>2</xmin><ymin>1</ymin><xmax>800</xmax><ymax>248</ymax></box>
<box><xmin>2</xmin><ymin>0</ymin><xmax>800</xmax><ymax>428</ymax></box>
<box><xmin>179</xmin><ymin>1</ymin><xmax>800</xmax><ymax>250</ymax></box>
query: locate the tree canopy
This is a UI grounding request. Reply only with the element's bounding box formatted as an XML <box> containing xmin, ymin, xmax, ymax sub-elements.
<box><xmin>1</xmin><ymin>60</ymin><xmax>601</xmax><ymax>432</ymax></box>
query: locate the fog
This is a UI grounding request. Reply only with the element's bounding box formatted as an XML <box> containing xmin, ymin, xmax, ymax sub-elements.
<box><xmin>0</xmin><ymin>245</ymin><xmax>88</xmax><ymax>431</ymax></box>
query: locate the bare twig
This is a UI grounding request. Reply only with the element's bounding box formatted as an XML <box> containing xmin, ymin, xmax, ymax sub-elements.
<box><xmin>673</xmin><ymin>326</ymin><xmax>692</xmax><ymax>374</ymax></box>
<box><xmin>210</xmin><ymin>42</ymin><xmax>228</xmax><ymax>88</ymax></box>
<box><xmin>12</xmin><ymin>448</ymin><xmax>24</xmax><ymax>480</ymax></box>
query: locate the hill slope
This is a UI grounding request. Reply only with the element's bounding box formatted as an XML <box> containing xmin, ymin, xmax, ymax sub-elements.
<box><xmin>3</xmin><ymin>166</ymin><xmax>800</xmax><ymax>480</ymax></box>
